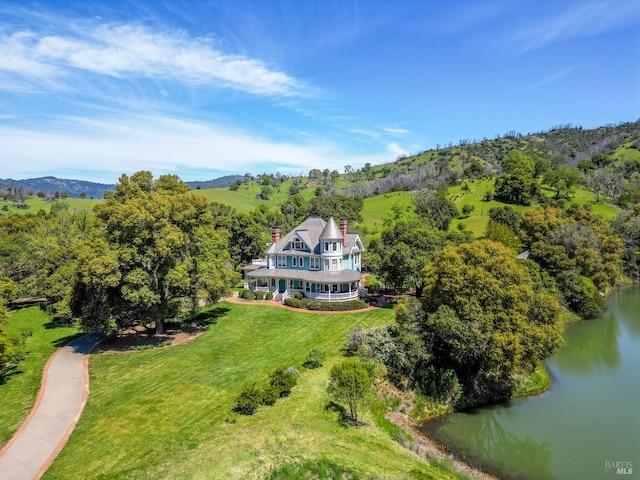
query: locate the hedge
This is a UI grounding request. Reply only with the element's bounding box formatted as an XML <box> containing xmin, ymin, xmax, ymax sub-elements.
<box><xmin>284</xmin><ymin>298</ymin><xmax>368</xmax><ymax>311</ymax></box>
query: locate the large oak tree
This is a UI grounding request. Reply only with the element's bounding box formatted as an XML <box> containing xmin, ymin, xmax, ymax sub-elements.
<box><xmin>71</xmin><ymin>172</ymin><xmax>239</xmax><ymax>334</ymax></box>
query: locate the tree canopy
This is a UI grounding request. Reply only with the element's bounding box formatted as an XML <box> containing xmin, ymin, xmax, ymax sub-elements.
<box><xmin>71</xmin><ymin>172</ymin><xmax>239</xmax><ymax>333</ymax></box>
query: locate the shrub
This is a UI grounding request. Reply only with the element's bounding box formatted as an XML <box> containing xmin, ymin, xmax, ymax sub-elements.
<box><xmin>307</xmin><ymin>301</ymin><xmax>321</xmax><ymax>310</ymax></box>
<box><xmin>254</xmin><ymin>290</ymin><xmax>265</xmax><ymax>300</ymax></box>
<box><xmin>234</xmin><ymin>384</ymin><xmax>262</xmax><ymax>415</ymax></box>
<box><xmin>284</xmin><ymin>297</ymin><xmax>307</xmax><ymax>309</ymax></box>
<box><xmin>269</xmin><ymin>366</ymin><xmax>299</xmax><ymax>397</ymax></box>
<box><xmin>261</xmin><ymin>384</ymin><xmax>280</xmax><ymax>406</ymax></box>
<box><xmin>240</xmin><ymin>289</ymin><xmax>255</xmax><ymax>300</ymax></box>
<box><xmin>304</xmin><ymin>348</ymin><xmax>327</xmax><ymax>368</ymax></box>
<box><xmin>265</xmin><ymin>291</ymin><xmax>273</xmax><ymax>300</ymax></box>
<box><xmin>318</xmin><ymin>299</ymin><xmax>368</xmax><ymax>311</ymax></box>
<box><xmin>293</xmin><ymin>291</ymin><xmax>305</xmax><ymax>300</ymax></box>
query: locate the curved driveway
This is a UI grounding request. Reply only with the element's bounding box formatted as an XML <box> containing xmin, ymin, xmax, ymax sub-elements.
<box><xmin>0</xmin><ymin>332</ymin><xmax>104</xmax><ymax>480</ymax></box>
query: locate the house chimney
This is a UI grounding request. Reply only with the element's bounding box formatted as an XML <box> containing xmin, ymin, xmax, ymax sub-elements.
<box><xmin>339</xmin><ymin>219</ymin><xmax>347</xmax><ymax>247</ymax></box>
<box><xmin>272</xmin><ymin>227</ymin><xmax>280</xmax><ymax>244</ymax></box>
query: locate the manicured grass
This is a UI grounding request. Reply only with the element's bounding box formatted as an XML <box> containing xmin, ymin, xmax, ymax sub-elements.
<box><xmin>0</xmin><ymin>307</ymin><xmax>79</xmax><ymax>445</ymax></box>
<box><xmin>45</xmin><ymin>303</ymin><xmax>461</xmax><ymax>479</ymax></box>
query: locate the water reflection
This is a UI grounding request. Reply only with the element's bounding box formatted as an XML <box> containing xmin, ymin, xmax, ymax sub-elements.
<box><xmin>425</xmin><ymin>407</ymin><xmax>555</xmax><ymax>480</ymax></box>
<box><xmin>552</xmin><ymin>313</ymin><xmax>620</xmax><ymax>373</ymax></box>
<box><xmin>612</xmin><ymin>284</ymin><xmax>640</xmax><ymax>338</ymax></box>
<box><xmin>422</xmin><ymin>284</ymin><xmax>640</xmax><ymax>480</ymax></box>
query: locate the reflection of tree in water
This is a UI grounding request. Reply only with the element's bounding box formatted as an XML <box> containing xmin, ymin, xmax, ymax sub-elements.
<box><xmin>425</xmin><ymin>407</ymin><xmax>556</xmax><ymax>480</ymax></box>
<box><xmin>610</xmin><ymin>284</ymin><xmax>640</xmax><ymax>339</ymax></box>
<box><xmin>468</xmin><ymin>408</ymin><xmax>556</xmax><ymax>480</ymax></box>
<box><xmin>553</xmin><ymin>314</ymin><xmax>619</xmax><ymax>374</ymax></box>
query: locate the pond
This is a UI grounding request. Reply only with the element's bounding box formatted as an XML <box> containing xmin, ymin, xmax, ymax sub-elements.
<box><xmin>422</xmin><ymin>284</ymin><xmax>640</xmax><ymax>479</ymax></box>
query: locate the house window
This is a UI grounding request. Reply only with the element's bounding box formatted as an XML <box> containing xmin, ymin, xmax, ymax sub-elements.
<box><xmin>292</xmin><ymin>257</ymin><xmax>297</xmax><ymax>267</ymax></box>
<box><xmin>332</xmin><ymin>259</ymin><xmax>338</xmax><ymax>270</ymax></box>
<box><xmin>332</xmin><ymin>242</ymin><xmax>338</xmax><ymax>251</ymax></box>
<box><xmin>323</xmin><ymin>284</ymin><xmax>329</xmax><ymax>293</ymax></box>
<box><xmin>332</xmin><ymin>284</ymin><xmax>338</xmax><ymax>292</ymax></box>
<box><xmin>310</xmin><ymin>257</ymin><xmax>320</xmax><ymax>270</ymax></box>
<box><xmin>299</xmin><ymin>257</ymin><xmax>304</xmax><ymax>268</ymax></box>
<box><xmin>354</xmin><ymin>253</ymin><xmax>361</xmax><ymax>265</ymax></box>
<box><xmin>324</xmin><ymin>241</ymin><xmax>329</xmax><ymax>252</ymax></box>
<box><xmin>277</xmin><ymin>256</ymin><xmax>286</xmax><ymax>268</ymax></box>
<box><xmin>292</xmin><ymin>238</ymin><xmax>303</xmax><ymax>250</ymax></box>
<box><xmin>324</xmin><ymin>259</ymin><xmax>330</xmax><ymax>270</ymax></box>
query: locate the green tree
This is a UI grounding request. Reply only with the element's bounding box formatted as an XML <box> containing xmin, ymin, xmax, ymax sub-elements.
<box><xmin>414</xmin><ymin>189</ymin><xmax>458</xmax><ymax>230</ymax></box>
<box><xmin>376</xmin><ymin>219</ymin><xmax>462</xmax><ymax>297</ymax></box>
<box><xmin>306</xmin><ymin>195</ymin><xmax>363</xmax><ymax>223</ymax></box>
<box><xmin>494</xmin><ymin>171</ymin><xmax>541</xmax><ymax>206</ymax></box>
<box><xmin>327</xmin><ymin>358</ymin><xmax>373</xmax><ymax>424</ymax></box>
<box><xmin>260</xmin><ymin>184</ymin><xmax>274</xmax><ymax>200</ymax></box>
<box><xmin>0</xmin><ymin>282</ymin><xmax>25</xmax><ymax>378</ymax></box>
<box><xmin>483</xmin><ymin>220</ymin><xmax>520</xmax><ymax>250</ymax></box>
<box><xmin>425</xmin><ymin>240</ymin><xmax>563</xmax><ymax>406</ymax></box>
<box><xmin>488</xmin><ymin>206</ymin><xmax>521</xmax><ymax>233</ymax></box>
<box><xmin>71</xmin><ymin>172</ymin><xmax>239</xmax><ymax>334</ymax></box>
<box><xmin>543</xmin><ymin>165</ymin><xmax>581</xmax><ymax>199</ymax></box>
<box><xmin>503</xmin><ymin>150</ymin><xmax>535</xmax><ymax>176</ymax></box>
<box><xmin>460</xmin><ymin>204</ymin><xmax>474</xmax><ymax>217</ymax></box>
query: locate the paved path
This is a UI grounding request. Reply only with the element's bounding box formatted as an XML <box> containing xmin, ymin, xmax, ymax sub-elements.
<box><xmin>0</xmin><ymin>332</ymin><xmax>104</xmax><ymax>480</ymax></box>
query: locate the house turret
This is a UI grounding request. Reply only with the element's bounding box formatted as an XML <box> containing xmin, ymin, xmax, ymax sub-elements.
<box><xmin>319</xmin><ymin>217</ymin><xmax>343</xmax><ymax>256</ymax></box>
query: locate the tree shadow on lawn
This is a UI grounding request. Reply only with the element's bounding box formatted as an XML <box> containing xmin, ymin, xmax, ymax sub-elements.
<box><xmin>0</xmin><ymin>365</ymin><xmax>23</xmax><ymax>385</ymax></box>
<box><xmin>190</xmin><ymin>306</ymin><xmax>230</xmax><ymax>327</ymax></box>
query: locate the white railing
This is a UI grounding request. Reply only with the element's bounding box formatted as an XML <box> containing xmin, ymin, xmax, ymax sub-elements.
<box><xmin>293</xmin><ymin>290</ymin><xmax>359</xmax><ymax>302</ymax></box>
<box><xmin>280</xmin><ymin>289</ymin><xmax>289</xmax><ymax>301</ymax></box>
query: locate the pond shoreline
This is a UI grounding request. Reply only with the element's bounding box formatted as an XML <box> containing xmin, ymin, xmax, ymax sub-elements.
<box><xmin>414</xmin><ymin>283</ymin><xmax>640</xmax><ymax>480</ymax></box>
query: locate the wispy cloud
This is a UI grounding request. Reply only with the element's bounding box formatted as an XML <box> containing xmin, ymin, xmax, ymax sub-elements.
<box><xmin>0</xmin><ymin>114</ymin><xmax>392</xmax><ymax>182</ymax></box>
<box><xmin>512</xmin><ymin>1</ymin><xmax>640</xmax><ymax>53</ymax></box>
<box><xmin>527</xmin><ymin>66</ymin><xmax>575</xmax><ymax>89</ymax></box>
<box><xmin>383</xmin><ymin>127</ymin><xmax>411</xmax><ymax>136</ymax></box>
<box><xmin>0</xmin><ymin>21</ymin><xmax>310</xmax><ymax>96</ymax></box>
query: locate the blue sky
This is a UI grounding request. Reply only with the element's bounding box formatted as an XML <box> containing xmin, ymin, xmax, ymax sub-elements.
<box><xmin>1</xmin><ymin>0</ymin><xmax>639</xmax><ymax>183</ymax></box>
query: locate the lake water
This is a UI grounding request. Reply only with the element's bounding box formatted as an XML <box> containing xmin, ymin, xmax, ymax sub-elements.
<box><xmin>422</xmin><ymin>284</ymin><xmax>640</xmax><ymax>480</ymax></box>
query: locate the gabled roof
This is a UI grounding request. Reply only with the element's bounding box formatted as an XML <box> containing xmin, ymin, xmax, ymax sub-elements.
<box><xmin>265</xmin><ymin>216</ymin><xmax>363</xmax><ymax>255</ymax></box>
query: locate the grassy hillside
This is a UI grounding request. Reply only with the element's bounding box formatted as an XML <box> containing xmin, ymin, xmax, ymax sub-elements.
<box><xmin>44</xmin><ymin>303</ymin><xmax>463</xmax><ymax>479</ymax></box>
<box><xmin>0</xmin><ymin>197</ymin><xmax>102</xmax><ymax>215</ymax></box>
<box><xmin>448</xmin><ymin>179</ymin><xmax>619</xmax><ymax>237</ymax></box>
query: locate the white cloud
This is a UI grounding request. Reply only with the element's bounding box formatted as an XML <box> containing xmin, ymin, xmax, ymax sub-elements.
<box><xmin>0</xmin><ymin>114</ymin><xmax>392</xmax><ymax>182</ymax></box>
<box><xmin>382</xmin><ymin>127</ymin><xmax>411</xmax><ymax>136</ymax></box>
<box><xmin>0</xmin><ymin>23</ymin><xmax>309</xmax><ymax>96</ymax></box>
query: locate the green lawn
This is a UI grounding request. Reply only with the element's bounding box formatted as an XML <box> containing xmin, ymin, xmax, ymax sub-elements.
<box><xmin>0</xmin><ymin>307</ymin><xmax>79</xmax><ymax>445</ymax></box>
<box><xmin>45</xmin><ymin>303</ymin><xmax>462</xmax><ymax>479</ymax></box>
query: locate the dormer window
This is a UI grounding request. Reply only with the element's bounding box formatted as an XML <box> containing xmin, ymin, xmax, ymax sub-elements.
<box><xmin>292</xmin><ymin>237</ymin><xmax>303</xmax><ymax>250</ymax></box>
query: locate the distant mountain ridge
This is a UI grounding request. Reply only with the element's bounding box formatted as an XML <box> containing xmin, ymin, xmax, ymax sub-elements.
<box><xmin>0</xmin><ymin>175</ymin><xmax>243</xmax><ymax>199</ymax></box>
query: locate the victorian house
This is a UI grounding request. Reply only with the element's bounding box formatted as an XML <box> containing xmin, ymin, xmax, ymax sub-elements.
<box><xmin>244</xmin><ymin>217</ymin><xmax>364</xmax><ymax>302</ymax></box>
